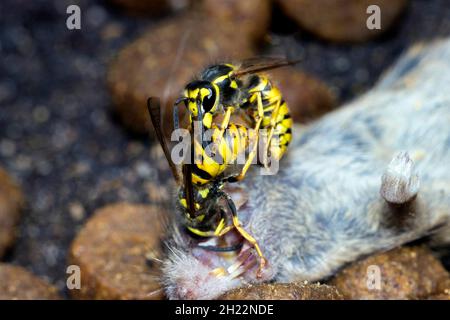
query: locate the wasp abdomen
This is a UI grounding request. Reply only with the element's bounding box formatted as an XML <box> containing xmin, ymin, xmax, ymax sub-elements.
<box><xmin>246</xmin><ymin>75</ymin><xmax>293</xmax><ymax>161</ymax></box>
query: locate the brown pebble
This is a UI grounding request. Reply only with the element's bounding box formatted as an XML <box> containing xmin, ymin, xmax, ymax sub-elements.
<box><xmin>268</xmin><ymin>67</ymin><xmax>338</xmax><ymax>123</ymax></box>
<box><xmin>277</xmin><ymin>0</ymin><xmax>408</xmax><ymax>43</ymax></box>
<box><xmin>437</xmin><ymin>278</ymin><xmax>450</xmax><ymax>296</ymax></box>
<box><xmin>428</xmin><ymin>293</ymin><xmax>450</xmax><ymax>300</ymax></box>
<box><xmin>202</xmin><ymin>0</ymin><xmax>271</xmax><ymax>44</ymax></box>
<box><xmin>220</xmin><ymin>282</ymin><xmax>343</xmax><ymax>300</ymax></box>
<box><xmin>0</xmin><ymin>264</ymin><xmax>60</xmax><ymax>300</ymax></box>
<box><xmin>0</xmin><ymin>168</ymin><xmax>24</xmax><ymax>258</ymax></box>
<box><xmin>108</xmin><ymin>10</ymin><xmax>258</xmax><ymax>135</ymax></box>
<box><xmin>69</xmin><ymin>203</ymin><xmax>167</xmax><ymax>299</ymax></box>
<box><xmin>330</xmin><ymin>246</ymin><xmax>450</xmax><ymax>299</ymax></box>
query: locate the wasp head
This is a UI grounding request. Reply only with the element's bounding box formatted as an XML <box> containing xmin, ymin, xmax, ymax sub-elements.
<box><xmin>181</xmin><ymin>81</ymin><xmax>219</xmax><ymax>128</ymax></box>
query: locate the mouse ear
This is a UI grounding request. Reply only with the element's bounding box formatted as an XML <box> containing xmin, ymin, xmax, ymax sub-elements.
<box><xmin>380</xmin><ymin>151</ymin><xmax>420</xmax><ymax>205</ymax></box>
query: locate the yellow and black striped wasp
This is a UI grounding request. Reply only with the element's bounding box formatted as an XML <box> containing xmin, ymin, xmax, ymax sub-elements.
<box><xmin>172</xmin><ymin>57</ymin><xmax>296</xmax><ymax>183</ymax></box>
<box><xmin>147</xmin><ymin>97</ymin><xmax>267</xmax><ymax>275</ymax></box>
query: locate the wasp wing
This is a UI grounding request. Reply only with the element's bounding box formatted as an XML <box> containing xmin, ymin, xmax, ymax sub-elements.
<box><xmin>234</xmin><ymin>56</ymin><xmax>302</xmax><ymax>77</ymax></box>
<box><xmin>147</xmin><ymin>97</ymin><xmax>181</xmax><ymax>183</ymax></box>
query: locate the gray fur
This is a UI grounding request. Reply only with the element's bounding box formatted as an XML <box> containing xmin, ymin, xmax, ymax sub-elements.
<box><xmin>163</xmin><ymin>38</ymin><xmax>450</xmax><ymax>299</ymax></box>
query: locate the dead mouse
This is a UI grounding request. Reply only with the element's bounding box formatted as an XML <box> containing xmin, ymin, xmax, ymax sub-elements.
<box><xmin>161</xmin><ymin>39</ymin><xmax>450</xmax><ymax>299</ymax></box>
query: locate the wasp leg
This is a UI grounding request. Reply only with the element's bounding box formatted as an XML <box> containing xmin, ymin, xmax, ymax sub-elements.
<box><xmin>213</xmin><ymin>217</ymin><xmax>235</xmax><ymax>237</ymax></box>
<box><xmin>220</xmin><ymin>190</ymin><xmax>266</xmax><ymax>277</ymax></box>
<box><xmin>230</xmin><ymin>215</ymin><xmax>266</xmax><ymax>277</ymax></box>
<box><xmin>227</xmin><ymin>93</ymin><xmax>264</xmax><ymax>182</ymax></box>
<box><xmin>213</xmin><ymin>217</ymin><xmax>234</xmax><ymax>237</ymax></box>
<box><xmin>216</xmin><ymin>225</ymin><xmax>234</xmax><ymax>236</ymax></box>
<box><xmin>210</xmin><ymin>107</ymin><xmax>234</xmax><ymax>155</ymax></box>
<box><xmin>263</xmin><ymin>97</ymin><xmax>282</xmax><ymax>167</ymax></box>
<box><xmin>217</xmin><ymin>107</ymin><xmax>234</xmax><ymax>132</ymax></box>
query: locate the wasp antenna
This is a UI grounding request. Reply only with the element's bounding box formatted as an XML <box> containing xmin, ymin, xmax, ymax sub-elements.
<box><xmin>182</xmin><ymin>164</ymin><xmax>196</xmax><ymax>217</ymax></box>
<box><xmin>159</xmin><ymin>18</ymin><xmax>193</xmax><ymax>132</ymax></box>
<box><xmin>173</xmin><ymin>99</ymin><xmax>181</xmax><ymax>130</ymax></box>
<box><xmin>380</xmin><ymin>151</ymin><xmax>420</xmax><ymax>205</ymax></box>
<box><xmin>161</xmin><ymin>27</ymin><xmax>192</xmax><ymax>104</ymax></box>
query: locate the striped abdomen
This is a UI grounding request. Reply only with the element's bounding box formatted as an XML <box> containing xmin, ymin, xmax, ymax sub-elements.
<box><xmin>190</xmin><ymin>123</ymin><xmax>255</xmax><ymax>185</ymax></box>
<box><xmin>246</xmin><ymin>75</ymin><xmax>293</xmax><ymax>161</ymax></box>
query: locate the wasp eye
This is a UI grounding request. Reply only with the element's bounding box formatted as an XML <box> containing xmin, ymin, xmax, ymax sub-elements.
<box><xmin>202</xmin><ymin>89</ymin><xmax>216</xmax><ymax>113</ymax></box>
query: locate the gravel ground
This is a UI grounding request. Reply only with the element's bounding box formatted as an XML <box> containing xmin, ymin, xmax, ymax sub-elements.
<box><xmin>0</xmin><ymin>0</ymin><xmax>449</xmax><ymax>293</ymax></box>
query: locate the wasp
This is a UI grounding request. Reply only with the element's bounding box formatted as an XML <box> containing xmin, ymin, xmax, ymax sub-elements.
<box><xmin>147</xmin><ymin>97</ymin><xmax>267</xmax><ymax>276</ymax></box>
<box><xmin>172</xmin><ymin>57</ymin><xmax>296</xmax><ymax>182</ymax></box>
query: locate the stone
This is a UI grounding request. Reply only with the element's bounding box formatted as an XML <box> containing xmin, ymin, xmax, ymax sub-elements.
<box><xmin>428</xmin><ymin>293</ymin><xmax>450</xmax><ymax>300</ymax></box>
<box><xmin>220</xmin><ymin>282</ymin><xmax>343</xmax><ymax>300</ymax></box>
<box><xmin>202</xmin><ymin>0</ymin><xmax>271</xmax><ymax>44</ymax></box>
<box><xmin>277</xmin><ymin>0</ymin><xmax>408</xmax><ymax>43</ymax></box>
<box><xmin>331</xmin><ymin>246</ymin><xmax>450</xmax><ymax>299</ymax></box>
<box><xmin>0</xmin><ymin>264</ymin><xmax>60</xmax><ymax>300</ymax></box>
<box><xmin>437</xmin><ymin>278</ymin><xmax>450</xmax><ymax>291</ymax></box>
<box><xmin>436</xmin><ymin>278</ymin><xmax>450</xmax><ymax>298</ymax></box>
<box><xmin>0</xmin><ymin>167</ymin><xmax>24</xmax><ymax>258</ymax></box>
<box><xmin>69</xmin><ymin>203</ymin><xmax>167</xmax><ymax>299</ymax></box>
